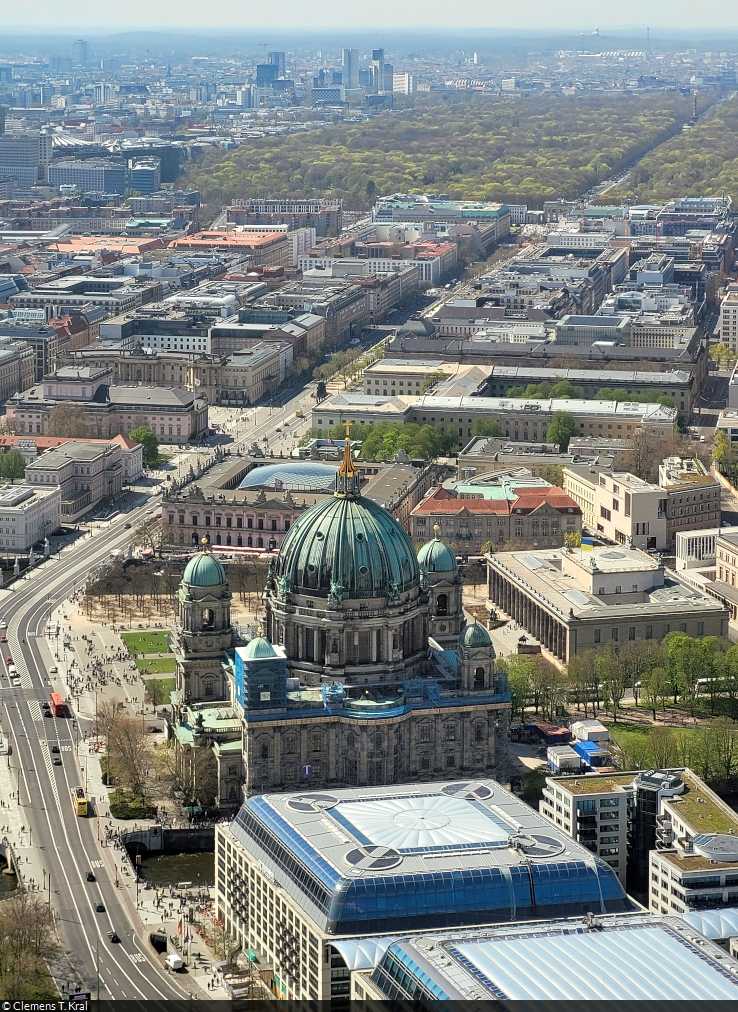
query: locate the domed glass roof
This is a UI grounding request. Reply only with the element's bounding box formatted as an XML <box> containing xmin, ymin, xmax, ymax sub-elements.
<box><xmin>239</xmin><ymin>462</ymin><xmax>338</xmax><ymax>492</ymax></box>
<box><xmin>275</xmin><ymin>495</ymin><xmax>419</xmax><ymax>600</ymax></box>
<box><xmin>418</xmin><ymin>529</ymin><xmax>458</xmax><ymax>573</ymax></box>
<box><xmin>243</xmin><ymin>636</ymin><xmax>277</xmax><ymax>659</ymax></box>
<box><xmin>183</xmin><ymin>548</ymin><xmax>227</xmax><ymax>588</ymax></box>
<box><xmin>459</xmin><ymin>621</ymin><xmax>493</xmax><ymax>650</ymax></box>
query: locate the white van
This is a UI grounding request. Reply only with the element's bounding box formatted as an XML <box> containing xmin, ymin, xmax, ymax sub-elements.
<box><xmin>164</xmin><ymin>953</ymin><xmax>184</xmax><ymax>971</ymax></box>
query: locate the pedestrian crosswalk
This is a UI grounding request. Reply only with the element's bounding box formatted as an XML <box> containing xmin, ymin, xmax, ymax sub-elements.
<box><xmin>27</xmin><ymin>700</ymin><xmax>42</xmax><ymax>721</ymax></box>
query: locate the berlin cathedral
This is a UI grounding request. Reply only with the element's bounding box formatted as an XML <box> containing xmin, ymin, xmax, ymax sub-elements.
<box><xmin>172</xmin><ymin>441</ymin><xmax>511</xmax><ymax>810</ymax></box>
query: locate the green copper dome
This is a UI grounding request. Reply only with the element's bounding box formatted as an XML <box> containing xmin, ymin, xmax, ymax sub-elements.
<box><xmin>417</xmin><ymin>529</ymin><xmax>458</xmax><ymax>573</ymax></box>
<box><xmin>459</xmin><ymin>620</ymin><xmax>493</xmax><ymax>650</ymax></box>
<box><xmin>243</xmin><ymin>636</ymin><xmax>277</xmax><ymax>659</ymax></box>
<box><xmin>275</xmin><ymin>495</ymin><xmax>419</xmax><ymax>601</ymax></box>
<box><xmin>183</xmin><ymin>549</ymin><xmax>227</xmax><ymax>588</ymax></box>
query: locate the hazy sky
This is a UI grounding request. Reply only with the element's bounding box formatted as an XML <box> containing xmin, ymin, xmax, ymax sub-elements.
<box><xmin>5</xmin><ymin>0</ymin><xmax>738</xmax><ymax>31</ymax></box>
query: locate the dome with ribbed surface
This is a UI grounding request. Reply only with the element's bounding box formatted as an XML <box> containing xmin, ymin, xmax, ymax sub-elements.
<box><xmin>183</xmin><ymin>549</ymin><xmax>227</xmax><ymax>588</ymax></box>
<box><xmin>275</xmin><ymin>495</ymin><xmax>419</xmax><ymax>600</ymax></box>
<box><xmin>243</xmin><ymin>636</ymin><xmax>277</xmax><ymax>659</ymax></box>
<box><xmin>417</xmin><ymin>529</ymin><xmax>458</xmax><ymax>573</ymax></box>
<box><xmin>459</xmin><ymin>620</ymin><xmax>493</xmax><ymax>650</ymax></box>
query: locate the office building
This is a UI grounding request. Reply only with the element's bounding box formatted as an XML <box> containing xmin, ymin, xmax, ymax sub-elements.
<box><xmin>0</xmin><ymin>132</ymin><xmax>50</xmax><ymax>188</ymax></box>
<box><xmin>647</xmin><ymin>770</ymin><xmax>738</xmax><ymax>916</ymax></box>
<box><xmin>486</xmin><ymin>544</ymin><xmax>728</xmax><ymax>662</ymax></box>
<box><xmin>341</xmin><ymin>48</ymin><xmax>359</xmax><ymax>89</ymax></box>
<box><xmin>258</xmin><ymin>279</ymin><xmax>368</xmax><ymax>344</ymax></box>
<box><xmin>226</xmin><ymin>198</ymin><xmax>342</xmax><ymax>237</ymax></box>
<box><xmin>215</xmin><ymin>778</ymin><xmax>632</xmax><ymax>998</ymax></box>
<box><xmin>167</xmin><ymin>230</ymin><xmax>290</xmax><ymax>266</ymax></box>
<box><xmin>564</xmin><ymin>462</ymin><xmax>721</xmax><ymax>550</ymax></box>
<box><xmin>9</xmin><ymin>276</ymin><xmax>162</xmax><ymax>322</ymax></box>
<box><xmin>356</xmin><ymin>914</ymin><xmax>738</xmax><ymax>1001</ymax></box>
<box><xmin>392</xmin><ymin>72</ymin><xmax>415</xmax><ymax>94</ymax></box>
<box><xmin>49</xmin><ymin>160</ymin><xmax>127</xmax><ymax>195</ymax></box>
<box><xmin>0</xmin><ymin>484</ymin><xmax>61</xmax><ymax>551</ymax></box>
<box><xmin>720</xmin><ymin>286</ymin><xmax>738</xmax><ymax>353</ymax></box>
<box><xmin>373</xmin><ymin>196</ymin><xmax>511</xmax><ymax>241</ymax></box>
<box><xmin>25</xmin><ymin>440</ymin><xmax>123</xmax><ymax>521</ymax></box>
<box><xmin>72</xmin><ymin>39</ymin><xmax>88</xmax><ymax>66</ymax></box>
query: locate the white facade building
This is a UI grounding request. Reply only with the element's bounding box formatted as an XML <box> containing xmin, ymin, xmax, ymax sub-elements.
<box><xmin>0</xmin><ymin>484</ymin><xmax>61</xmax><ymax>551</ymax></box>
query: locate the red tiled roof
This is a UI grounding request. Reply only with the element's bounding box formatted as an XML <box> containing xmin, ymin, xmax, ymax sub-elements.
<box><xmin>412</xmin><ymin>485</ymin><xmax>581</xmax><ymax>518</ymax></box>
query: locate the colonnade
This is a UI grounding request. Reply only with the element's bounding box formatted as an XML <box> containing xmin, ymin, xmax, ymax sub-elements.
<box><xmin>488</xmin><ymin>567</ymin><xmax>568</xmax><ymax>661</ymax></box>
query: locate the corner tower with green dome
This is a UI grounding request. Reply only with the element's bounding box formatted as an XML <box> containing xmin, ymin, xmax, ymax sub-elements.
<box><xmin>172</xmin><ymin>538</ymin><xmax>234</xmax><ymax>704</ymax></box>
<box><xmin>418</xmin><ymin>525</ymin><xmax>463</xmax><ymax>648</ymax></box>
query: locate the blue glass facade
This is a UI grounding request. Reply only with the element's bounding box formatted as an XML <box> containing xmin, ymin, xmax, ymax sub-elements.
<box><xmin>231</xmin><ymin>796</ymin><xmax>632</xmax><ymax>936</ymax></box>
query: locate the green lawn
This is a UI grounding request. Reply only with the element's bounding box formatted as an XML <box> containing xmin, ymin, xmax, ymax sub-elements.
<box><xmin>122</xmin><ymin>631</ymin><xmax>170</xmax><ymax>654</ymax></box>
<box><xmin>136</xmin><ymin>657</ymin><xmax>176</xmax><ymax>674</ymax></box>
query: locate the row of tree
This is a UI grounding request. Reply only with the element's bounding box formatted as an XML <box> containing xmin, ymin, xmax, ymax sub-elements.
<box><xmin>500</xmin><ymin>633</ymin><xmax>738</xmax><ymax>726</ymax></box>
<box><xmin>506</xmin><ymin>381</ymin><xmax>674</xmax><ymax>408</ymax></box>
<box><xmin>611</xmin><ymin>720</ymin><xmax>738</xmax><ymax>793</ymax></box>
<box><xmin>611</xmin><ymin>92</ymin><xmax>738</xmax><ymax>204</ymax></box>
<box><xmin>0</xmin><ymin>891</ymin><xmax>57</xmax><ymax>1000</ymax></box>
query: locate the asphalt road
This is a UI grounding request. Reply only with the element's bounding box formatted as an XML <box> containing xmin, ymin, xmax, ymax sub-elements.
<box><xmin>0</xmin><ymin>493</ymin><xmax>195</xmax><ymax>999</ymax></box>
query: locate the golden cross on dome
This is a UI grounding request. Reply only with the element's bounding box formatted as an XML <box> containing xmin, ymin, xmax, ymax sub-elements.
<box><xmin>337</xmin><ymin>419</ymin><xmax>358</xmax><ymax>478</ymax></box>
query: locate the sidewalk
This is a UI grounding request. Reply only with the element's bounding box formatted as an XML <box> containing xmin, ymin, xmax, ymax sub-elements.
<box><xmin>45</xmin><ymin>602</ymin><xmax>230</xmax><ymax>998</ymax></box>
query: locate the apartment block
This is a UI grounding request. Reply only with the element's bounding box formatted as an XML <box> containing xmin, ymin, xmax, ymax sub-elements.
<box><xmin>540</xmin><ymin>773</ymin><xmax>633</xmax><ymax>886</ymax></box>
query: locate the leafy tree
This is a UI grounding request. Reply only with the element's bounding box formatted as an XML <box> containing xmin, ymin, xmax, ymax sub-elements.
<box><xmin>550</xmin><ymin>380</ymin><xmax>580</xmax><ymax>399</ymax></box>
<box><xmin>500</xmin><ymin>655</ymin><xmax>534</xmax><ymax>721</ymax></box>
<box><xmin>182</xmin><ymin>92</ymin><xmax>699</xmax><ymax>211</ymax></box>
<box><xmin>522</xmin><ymin>764</ymin><xmax>550</xmax><ymax>807</ymax></box>
<box><xmin>422</xmin><ymin>370</ymin><xmax>446</xmax><ymax>393</ymax></box>
<box><xmin>546</xmin><ymin>411</ymin><xmax>579</xmax><ymax>452</ymax></box>
<box><xmin>564</xmin><ymin>530</ymin><xmax>581</xmax><ymax>549</ymax></box>
<box><xmin>471</xmin><ymin>418</ymin><xmax>504</xmax><ymax>438</ymax></box>
<box><xmin>46</xmin><ymin>403</ymin><xmax>87</xmax><ymax>438</ymax></box>
<box><xmin>641</xmin><ymin>666</ymin><xmax>669</xmax><ymax>719</ymax></box>
<box><xmin>0</xmin><ymin>449</ymin><xmax>25</xmax><ymax>481</ymax></box>
<box><xmin>710</xmin><ymin>343</ymin><xmax>738</xmax><ymax>371</ymax></box>
<box><xmin>713</xmin><ymin>430</ymin><xmax>734</xmax><ymax>473</ymax></box>
<box><xmin>130</xmin><ymin>425</ymin><xmax>159</xmax><ymax>466</ymax></box>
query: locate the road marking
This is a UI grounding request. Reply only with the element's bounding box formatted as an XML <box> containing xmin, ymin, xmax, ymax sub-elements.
<box><xmin>90</xmin><ymin>860</ymin><xmax>104</xmax><ymax>868</ymax></box>
<box><xmin>129</xmin><ymin>953</ymin><xmax>146</xmax><ymax>964</ymax></box>
<box><xmin>28</xmin><ymin>700</ymin><xmax>42</xmax><ymax>721</ymax></box>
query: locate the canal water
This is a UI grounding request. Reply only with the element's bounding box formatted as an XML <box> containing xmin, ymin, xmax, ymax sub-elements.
<box><xmin>136</xmin><ymin>851</ymin><xmax>214</xmax><ymax>888</ymax></box>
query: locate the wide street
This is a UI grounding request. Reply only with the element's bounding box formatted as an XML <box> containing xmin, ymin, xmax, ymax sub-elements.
<box><xmin>0</xmin><ymin>491</ymin><xmax>196</xmax><ymax>999</ymax></box>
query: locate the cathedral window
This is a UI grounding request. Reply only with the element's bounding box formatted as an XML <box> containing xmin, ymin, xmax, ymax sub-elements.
<box><xmin>474</xmin><ymin>723</ymin><xmax>486</xmax><ymax>742</ymax></box>
<box><xmin>420</xmin><ymin>725</ymin><xmax>431</xmax><ymax>744</ymax></box>
<box><xmin>310</xmin><ymin>734</ymin><xmax>322</xmax><ymax>753</ymax></box>
<box><xmin>202</xmin><ymin>608</ymin><xmax>214</xmax><ymax>629</ymax></box>
<box><xmin>436</xmin><ymin>593</ymin><xmax>448</xmax><ymax>617</ymax></box>
<box><xmin>204</xmin><ymin>680</ymin><xmax>214</xmax><ymax>697</ymax></box>
<box><xmin>445</xmin><ymin>724</ymin><xmax>455</xmax><ymax>741</ymax></box>
<box><xmin>216</xmin><ymin>534</ymin><xmax>222</xmax><ymax>545</ymax></box>
<box><xmin>445</xmin><ymin>755</ymin><xmax>456</xmax><ymax>768</ymax></box>
<box><xmin>474</xmin><ymin>667</ymin><xmax>486</xmax><ymax>689</ymax></box>
<box><xmin>260</xmin><ymin>743</ymin><xmax>269</xmax><ymax>759</ymax></box>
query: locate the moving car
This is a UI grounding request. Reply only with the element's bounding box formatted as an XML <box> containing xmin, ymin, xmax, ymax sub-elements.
<box><xmin>86</xmin><ymin>872</ymin><xmax>96</xmax><ymax>882</ymax></box>
<box><xmin>50</xmin><ymin>745</ymin><xmax>59</xmax><ymax>754</ymax></box>
<box><xmin>109</xmin><ymin>932</ymin><xmax>120</xmax><ymax>943</ymax></box>
<box><xmin>53</xmin><ymin>758</ymin><xmax>62</xmax><ymax>766</ymax></box>
<box><xmin>0</xmin><ymin>635</ymin><xmax>7</xmax><ymax>643</ymax></box>
<box><xmin>95</xmin><ymin>902</ymin><xmax>105</xmax><ymax>913</ymax></box>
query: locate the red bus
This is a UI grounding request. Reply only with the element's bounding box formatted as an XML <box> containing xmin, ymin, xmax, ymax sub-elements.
<box><xmin>49</xmin><ymin>692</ymin><xmax>66</xmax><ymax>717</ymax></box>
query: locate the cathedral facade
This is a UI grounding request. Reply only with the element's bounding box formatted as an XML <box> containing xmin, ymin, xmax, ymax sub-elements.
<box><xmin>173</xmin><ymin>443</ymin><xmax>511</xmax><ymax>806</ymax></box>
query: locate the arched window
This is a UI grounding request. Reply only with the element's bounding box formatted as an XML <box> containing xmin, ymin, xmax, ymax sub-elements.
<box><xmin>215</xmin><ymin>534</ymin><xmax>222</xmax><ymax>545</ymax></box>
<box><xmin>474</xmin><ymin>723</ymin><xmax>485</xmax><ymax>742</ymax></box>
<box><xmin>436</xmin><ymin>593</ymin><xmax>448</xmax><ymax>617</ymax></box>
<box><xmin>202</xmin><ymin>608</ymin><xmax>214</xmax><ymax>629</ymax></box>
<box><xmin>247</xmin><ymin>536</ymin><xmax>253</xmax><ymax>547</ymax></box>
<box><xmin>228</xmin><ymin>784</ymin><xmax>238</xmax><ymax>800</ymax></box>
<box><xmin>257</xmin><ymin>537</ymin><xmax>263</xmax><ymax>548</ymax></box>
<box><xmin>203</xmin><ymin>678</ymin><xmax>214</xmax><ymax>697</ymax></box>
<box><xmin>260</xmin><ymin>742</ymin><xmax>269</xmax><ymax>759</ymax></box>
<box><xmin>191</xmin><ymin>532</ymin><xmax>199</xmax><ymax>545</ymax></box>
<box><xmin>474</xmin><ymin>666</ymin><xmax>485</xmax><ymax>689</ymax></box>
<box><xmin>237</xmin><ymin>536</ymin><xmax>242</xmax><ymax>547</ymax></box>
